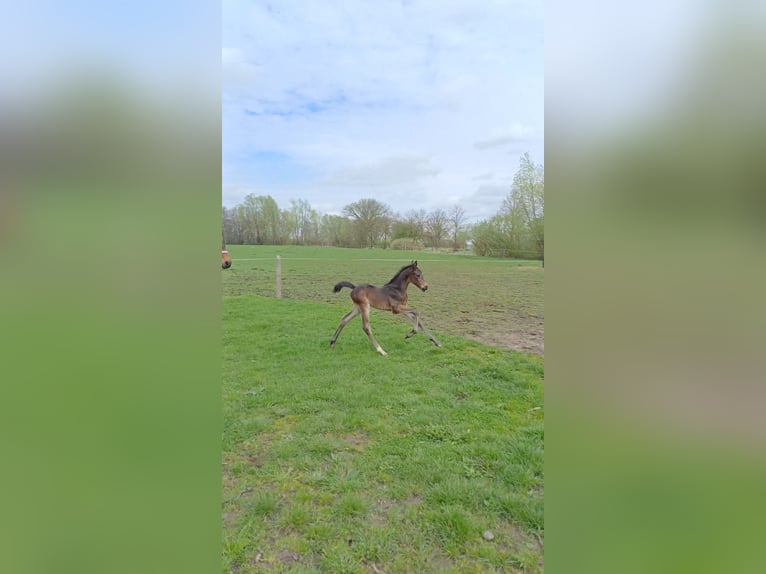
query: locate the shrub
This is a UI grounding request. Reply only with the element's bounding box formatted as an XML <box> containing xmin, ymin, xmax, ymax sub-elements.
<box><xmin>390</xmin><ymin>238</ymin><xmax>424</xmax><ymax>250</ymax></box>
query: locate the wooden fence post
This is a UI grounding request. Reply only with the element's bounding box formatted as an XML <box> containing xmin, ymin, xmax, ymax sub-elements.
<box><xmin>276</xmin><ymin>255</ymin><xmax>282</xmax><ymax>298</ymax></box>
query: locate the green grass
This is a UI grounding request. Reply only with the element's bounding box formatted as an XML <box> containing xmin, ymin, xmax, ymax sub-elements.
<box><xmin>222</xmin><ymin>291</ymin><xmax>544</xmax><ymax>573</ymax></box>
<box><xmin>223</xmin><ymin>245</ymin><xmax>544</xmax><ymax>355</ymax></box>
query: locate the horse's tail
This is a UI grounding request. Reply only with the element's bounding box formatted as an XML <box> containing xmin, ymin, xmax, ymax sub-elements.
<box><xmin>333</xmin><ymin>281</ymin><xmax>355</xmax><ymax>293</ymax></box>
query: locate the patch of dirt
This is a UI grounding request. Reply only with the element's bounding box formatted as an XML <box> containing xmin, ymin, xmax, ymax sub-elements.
<box><xmin>276</xmin><ymin>549</ymin><xmax>300</xmax><ymax>564</ymax></box>
<box><xmin>369</xmin><ymin>494</ymin><xmax>425</xmax><ymax>526</ymax></box>
<box><xmin>489</xmin><ymin>522</ymin><xmax>544</xmax><ymax>568</ymax></box>
<box><xmin>334</xmin><ymin>432</ymin><xmax>369</xmax><ymax>450</ymax></box>
<box><xmin>246</xmin><ymin>454</ymin><xmax>266</xmax><ymax>468</ymax></box>
<box><xmin>405</xmin><ymin>494</ymin><xmax>424</xmax><ymax>507</ymax></box>
<box><xmin>433</xmin><ymin>309</ymin><xmax>544</xmax><ymax>357</ymax></box>
<box><xmin>409</xmin><ymin>266</ymin><xmax>544</xmax><ymax>356</ymax></box>
<box><xmin>221</xmin><ymin>459</ymin><xmax>238</xmax><ymax>490</ymax></box>
<box><xmin>463</xmin><ymin>319</ymin><xmax>545</xmax><ymax>357</ymax></box>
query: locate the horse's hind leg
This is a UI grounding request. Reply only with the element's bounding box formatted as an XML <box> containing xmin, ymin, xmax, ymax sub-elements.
<box><xmin>330</xmin><ymin>306</ymin><xmax>360</xmax><ymax>347</ymax></box>
<box><xmin>361</xmin><ymin>304</ymin><xmax>387</xmax><ymax>356</ymax></box>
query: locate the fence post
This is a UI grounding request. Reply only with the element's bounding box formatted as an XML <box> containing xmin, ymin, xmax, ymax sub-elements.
<box><xmin>276</xmin><ymin>255</ymin><xmax>282</xmax><ymax>298</ymax></box>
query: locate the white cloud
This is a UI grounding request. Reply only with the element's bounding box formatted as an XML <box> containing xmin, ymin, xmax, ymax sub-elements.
<box><xmin>474</xmin><ymin>124</ymin><xmax>537</xmax><ymax>150</ymax></box>
<box><xmin>222</xmin><ymin>0</ymin><xmax>543</xmax><ymax>221</ymax></box>
<box><xmin>320</xmin><ymin>155</ymin><xmax>440</xmax><ymax>187</ymax></box>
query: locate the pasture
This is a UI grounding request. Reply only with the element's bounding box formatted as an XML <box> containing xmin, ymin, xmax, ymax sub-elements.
<box><xmin>222</xmin><ymin>245</ymin><xmax>544</xmax><ymax>356</ymax></box>
<box><xmin>222</xmin><ymin>246</ymin><xmax>544</xmax><ymax>573</ymax></box>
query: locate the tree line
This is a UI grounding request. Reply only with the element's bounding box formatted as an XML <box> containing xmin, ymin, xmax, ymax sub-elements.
<box><xmin>223</xmin><ymin>153</ymin><xmax>543</xmax><ymax>259</ymax></box>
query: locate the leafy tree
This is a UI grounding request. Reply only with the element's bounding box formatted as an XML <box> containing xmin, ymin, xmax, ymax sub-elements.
<box><xmin>319</xmin><ymin>214</ymin><xmax>353</xmax><ymax>247</ymax></box>
<box><xmin>275</xmin><ymin>209</ymin><xmax>291</xmax><ymax>245</ymax></box>
<box><xmin>289</xmin><ymin>198</ymin><xmax>319</xmax><ymax>245</ymax></box>
<box><xmin>259</xmin><ymin>195</ymin><xmax>281</xmax><ymax>244</ymax></box>
<box><xmin>470</xmin><ymin>152</ymin><xmax>544</xmax><ymax>259</ymax></box>
<box><xmin>236</xmin><ymin>194</ymin><xmax>282</xmax><ymax>244</ymax></box>
<box><xmin>342</xmin><ymin>198</ymin><xmax>392</xmax><ymax>248</ymax></box>
<box><xmin>502</xmin><ymin>152</ymin><xmax>544</xmax><ymax>253</ymax></box>
<box><xmin>222</xmin><ymin>206</ymin><xmax>241</xmax><ymax>244</ymax></box>
<box><xmin>391</xmin><ymin>210</ymin><xmax>425</xmax><ymax>241</ymax></box>
<box><xmin>232</xmin><ymin>204</ymin><xmax>247</xmax><ymax>244</ymax></box>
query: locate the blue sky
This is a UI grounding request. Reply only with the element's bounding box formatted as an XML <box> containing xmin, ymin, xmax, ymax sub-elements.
<box><xmin>223</xmin><ymin>0</ymin><xmax>544</xmax><ymax>222</ymax></box>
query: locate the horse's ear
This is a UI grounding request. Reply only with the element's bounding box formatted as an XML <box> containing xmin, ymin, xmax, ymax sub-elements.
<box><xmin>412</xmin><ymin>260</ymin><xmax>418</xmax><ymax>267</ymax></box>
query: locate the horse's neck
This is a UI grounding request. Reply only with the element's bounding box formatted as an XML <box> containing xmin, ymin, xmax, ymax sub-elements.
<box><xmin>388</xmin><ymin>270</ymin><xmax>412</xmax><ymax>292</ymax></box>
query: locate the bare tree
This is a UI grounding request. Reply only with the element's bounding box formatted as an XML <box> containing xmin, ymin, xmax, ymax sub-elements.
<box><xmin>448</xmin><ymin>205</ymin><xmax>467</xmax><ymax>251</ymax></box>
<box><xmin>425</xmin><ymin>209</ymin><xmax>449</xmax><ymax>250</ymax></box>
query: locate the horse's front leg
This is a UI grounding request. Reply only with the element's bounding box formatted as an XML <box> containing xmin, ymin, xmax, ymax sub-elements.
<box><xmin>402</xmin><ymin>310</ymin><xmax>418</xmax><ymax>339</ymax></box>
<box><xmin>401</xmin><ymin>308</ymin><xmax>441</xmax><ymax>347</ymax></box>
<box><xmin>418</xmin><ymin>316</ymin><xmax>441</xmax><ymax>347</ymax></box>
<box><xmin>391</xmin><ymin>305</ymin><xmax>418</xmax><ymax>339</ymax></box>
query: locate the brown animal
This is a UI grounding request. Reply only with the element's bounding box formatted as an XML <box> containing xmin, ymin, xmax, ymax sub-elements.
<box><xmin>222</xmin><ymin>232</ymin><xmax>232</xmax><ymax>269</ymax></box>
<box><xmin>330</xmin><ymin>260</ymin><xmax>441</xmax><ymax>356</ymax></box>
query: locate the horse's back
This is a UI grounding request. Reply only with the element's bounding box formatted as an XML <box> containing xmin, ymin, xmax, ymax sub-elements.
<box><xmin>349</xmin><ymin>283</ymin><xmax>374</xmax><ymax>303</ymax></box>
<box><xmin>357</xmin><ymin>284</ymin><xmax>406</xmax><ymax>311</ymax></box>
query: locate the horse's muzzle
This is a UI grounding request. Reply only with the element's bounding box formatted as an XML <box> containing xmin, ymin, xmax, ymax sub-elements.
<box><xmin>421</xmin><ymin>285</ymin><xmax>428</xmax><ymax>292</ymax></box>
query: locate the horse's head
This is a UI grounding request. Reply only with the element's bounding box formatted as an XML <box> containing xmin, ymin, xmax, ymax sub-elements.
<box><xmin>222</xmin><ymin>250</ymin><xmax>232</xmax><ymax>269</ymax></box>
<box><xmin>408</xmin><ymin>260</ymin><xmax>428</xmax><ymax>292</ymax></box>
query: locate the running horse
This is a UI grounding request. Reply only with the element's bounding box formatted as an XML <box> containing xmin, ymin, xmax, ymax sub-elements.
<box><xmin>330</xmin><ymin>260</ymin><xmax>441</xmax><ymax>356</ymax></box>
<box><xmin>221</xmin><ymin>232</ymin><xmax>232</xmax><ymax>269</ymax></box>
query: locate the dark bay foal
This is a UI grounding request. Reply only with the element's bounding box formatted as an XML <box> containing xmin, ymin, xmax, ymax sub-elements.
<box><xmin>330</xmin><ymin>260</ymin><xmax>441</xmax><ymax>356</ymax></box>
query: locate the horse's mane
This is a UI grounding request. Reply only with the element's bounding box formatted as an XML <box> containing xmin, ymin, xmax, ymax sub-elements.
<box><xmin>385</xmin><ymin>263</ymin><xmax>415</xmax><ymax>286</ymax></box>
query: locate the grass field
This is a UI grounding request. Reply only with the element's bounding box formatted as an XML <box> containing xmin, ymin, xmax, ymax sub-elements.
<box><xmin>222</xmin><ymin>245</ymin><xmax>544</xmax><ymax>356</ymax></box>
<box><xmin>222</xmin><ymin>246</ymin><xmax>544</xmax><ymax>573</ymax></box>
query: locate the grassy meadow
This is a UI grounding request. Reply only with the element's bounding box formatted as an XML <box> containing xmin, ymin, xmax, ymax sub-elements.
<box><xmin>222</xmin><ymin>246</ymin><xmax>544</xmax><ymax>573</ymax></box>
<box><xmin>223</xmin><ymin>245</ymin><xmax>544</xmax><ymax>355</ymax></box>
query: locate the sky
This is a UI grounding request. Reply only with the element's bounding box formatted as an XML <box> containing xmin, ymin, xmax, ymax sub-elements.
<box><xmin>222</xmin><ymin>0</ymin><xmax>544</xmax><ymax>223</ymax></box>
<box><xmin>0</xmin><ymin>1</ymin><xmax>218</xmax><ymax>102</ymax></box>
